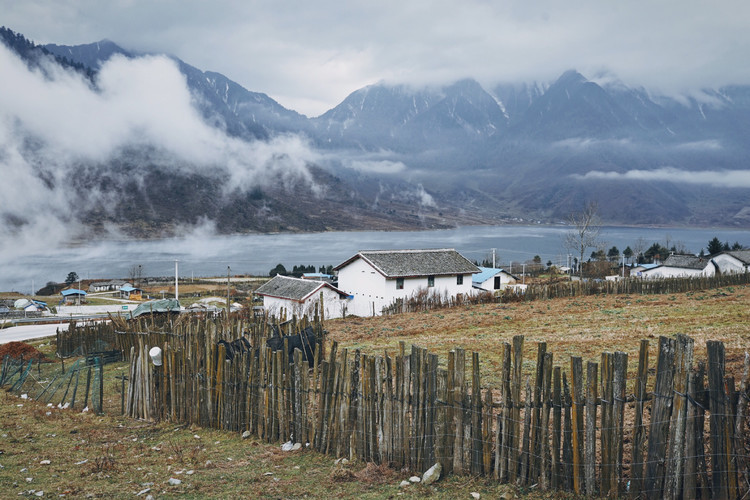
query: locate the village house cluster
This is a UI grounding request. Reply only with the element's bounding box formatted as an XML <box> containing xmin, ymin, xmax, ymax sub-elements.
<box><xmin>254</xmin><ymin>248</ymin><xmax>750</xmax><ymax>320</ymax></box>
<box><xmin>5</xmin><ymin>248</ymin><xmax>749</xmax><ymax>322</ymax></box>
<box><xmin>254</xmin><ymin>248</ymin><xmax>522</xmax><ymax>319</ymax></box>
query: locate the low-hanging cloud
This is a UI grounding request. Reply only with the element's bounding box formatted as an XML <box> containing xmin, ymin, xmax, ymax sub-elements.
<box><xmin>345</xmin><ymin>159</ymin><xmax>407</xmax><ymax>175</ymax></box>
<box><xmin>552</xmin><ymin>137</ymin><xmax>633</xmax><ymax>149</ymax></box>
<box><xmin>572</xmin><ymin>167</ymin><xmax>750</xmax><ymax>188</ymax></box>
<box><xmin>0</xmin><ymin>43</ymin><xmax>319</xmax><ymax>258</ymax></box>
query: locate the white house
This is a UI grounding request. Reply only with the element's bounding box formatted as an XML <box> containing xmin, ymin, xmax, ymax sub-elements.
<box><xmin>639</xmin><ymin>254</ymin><xmax>717</xmax><ymax>279</ymax></box>
<box><xmin>710</xmin><ymin>250</ymin><xmax>750</xmax><ymax>274</ymax></box>
<box><xmin>334</xmin><ymin>248</ymin><xmax>480</xmax><ymax>317</ymax></box>
<box><xmin>631</xmin><ymin>263</ymin><xmax>659</xmax><ymax>277</ymax></box>
<box><xmin>472</xmin><ymin>267</ymin><xmax>519</xmax><ymax>292</ymax></box>
<box><xmin>254</xmin><ymin>275</ymin><xmax>351</xmax><ymax>320</ymax></box>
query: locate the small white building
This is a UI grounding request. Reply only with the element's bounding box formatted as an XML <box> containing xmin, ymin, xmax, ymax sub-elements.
<box><xmin>254</xmin><ymin>275</ymin><xmax>350</xmax><ymax>320</ymax></box>
<box><xmin>639</xmin><ymin>254</ymin><xmax>717</xmax><ymax>279</ymax></box>
<box><xmin>335</xmin><ymin>248</ymin><xmax>480</xmax><ymax>317</ymax></box>
<box><xmin>710</xmin><ymin>250</ymin><xmax>750</xmax><ymax>274</ymax></box>
<box><xmin>472</xmin><ymin>267</ymin><xmax>519</xmax><ymax>292</ymax></box>
<box><xmin>89</xmin><ymin>280</ymin><xmax>131</xmax><ymax>292</ymax></box>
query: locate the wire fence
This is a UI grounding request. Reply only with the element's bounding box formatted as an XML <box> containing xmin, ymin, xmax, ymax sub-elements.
<box><xmin>122</xmin><ymin>326</ymin><xmax>749</xmax><ymax>499</ymax></box>
<box><xmin>0</xmin><ymin>354</ymin><xmax>105</xmax><ymax>413</ymax></box>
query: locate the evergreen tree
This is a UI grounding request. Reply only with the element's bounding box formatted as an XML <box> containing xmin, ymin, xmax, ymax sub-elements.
<box><xmin>623</xmin><ymin>246</ymin><xmax>633</xmax><ymax>263</ymax></box>
<box><xmin>608</xmin><ymin>246</ymin><xmax>620</xmax><ymax>262</ymax></box>
<box><xmin>707</xmin><ymin>237</ymin><xmax>723</xmax><ymax>255</ymax></box>
<box><xmin>644</xmin><ymin>242</ymin><xmax>669</xmax><ymax>263</ymax></box>
<box><xmin>269</xmin><ymin>264</ymin><xmax>287</xmax><ymax>277</ymax></box>
<box><xmin>65</xmin><ymin>272</ymin><xmax>79</xmax><ymax>285</ymax></box>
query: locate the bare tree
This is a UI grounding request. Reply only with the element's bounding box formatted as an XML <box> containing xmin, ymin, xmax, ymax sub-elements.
<box><xmin>632</xmin><ymin>237</ymin><xmax>647</xmax><ymax>264</ymax></box>
<box><xmin>564</xmin><ymin>202</ymin><xmax>601</xmax><ymax>279</ymax></box>
<box><xmin>128</xmin><ymin>264</ymin><xmax>143</xmax><ymax>287</ymax></box>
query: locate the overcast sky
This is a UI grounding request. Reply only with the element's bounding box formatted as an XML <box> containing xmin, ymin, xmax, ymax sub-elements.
<box><xmin>3</xmin><ymin>1</ymin><xmax>750</xmax><ymax>116</ymax></box>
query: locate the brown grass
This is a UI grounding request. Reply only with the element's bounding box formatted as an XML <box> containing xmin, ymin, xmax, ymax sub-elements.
<box><xmin>4</xmin><ymin>284</ymin><xmax>749</xmax><ymax>498</ymax></box>
<box><xmin>326</xmin><ymin>284</ymin><xmax>750</xmax><ymax>385</ymax></box>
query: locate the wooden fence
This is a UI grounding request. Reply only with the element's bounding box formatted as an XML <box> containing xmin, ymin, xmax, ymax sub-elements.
<box><xmin>383</xmin><ymin>272</ymin><xmax>750</xmax><ymax>315</ymax></box>
<box><xmin>518</xmin><ymin>271</ymin><xmax>750</xmax><ymax>301</ymax></box>
<box><xmin>126</xmin><ymin>332</ymin><xmax>750</xmax><ymax>498</ymax></box>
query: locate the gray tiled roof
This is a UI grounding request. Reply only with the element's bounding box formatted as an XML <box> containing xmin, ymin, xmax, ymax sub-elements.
<box><xmin>663</xmin><ymin>254</ymin><xmax>710</xmax><ymax>270</ymax></box>
<box><xmin>338</xmin><ymin>249</ymin><xmax>480</xmax><ymax>278</ymax></box>
<box><xmin>726</xmin><ymin>250</ymin><xmax>750</xmax><ymax>264</ymax></box>
<box><xmin>255</xmin><ymin>275</ymin><xmax>347</xmax><ymax>301</ymax></box>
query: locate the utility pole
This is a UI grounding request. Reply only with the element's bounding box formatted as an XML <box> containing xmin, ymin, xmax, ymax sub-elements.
<box><xmin>175</xmin><ymin>260</ymin><xmax>179</xmax><ymax>301</ymax></box>
<box><xmin>226</xmin><ymin>266</ymin><xmax>231</xmax><ymax>317</ymax></box>
<box><xmin>492</xmin><ymin>248</ymin><xmax>496</xmax><ymax>268</ymax></box>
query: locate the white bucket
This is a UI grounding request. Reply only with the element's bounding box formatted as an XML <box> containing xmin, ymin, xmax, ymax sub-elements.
<box><xmin>149</xmin><ymin>346</ymin><xmax>163</xmax><ymax>366</ymax></box>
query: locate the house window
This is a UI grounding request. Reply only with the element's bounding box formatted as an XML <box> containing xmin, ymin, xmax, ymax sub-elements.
<box><xmin>494</xmin><ymin>276</ymin><xmax>501</xmax><ymax>290</ymax></box>
<box><xmin>396</xmin><ymin>278</ymin><xmax>404</xmax><ymax>290</ymax></box>
<box><xmin>457</xmin><ymin>275</ymin><xmax>463</xmax><ymax>285</ymax></box>
<box><xmin>428</xmin><ymin>276</ymin><xmax>435</xmax><ymax>287</ymax></box>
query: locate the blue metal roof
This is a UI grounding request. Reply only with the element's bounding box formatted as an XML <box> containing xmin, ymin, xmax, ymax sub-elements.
<box><xmin>61</xmin><ymin>289</ymin><xmax>87</xmax><ymax>296</ymax></box>
<box><xmin>472</xmin><ymin>266</ymin><xmax>505</xmax><ymax>284</ymax></box>
<box><xmin>638</xmin><ymin>263</ymin><xmax>660</xmax><ymax>270</ymax></box>
<box><xmin>120</xmin><ymin>285</ymin><xmax>140</xmax><ymax>292</ymax></box>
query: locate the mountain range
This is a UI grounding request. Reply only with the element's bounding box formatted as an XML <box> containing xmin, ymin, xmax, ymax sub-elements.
<box><xmin>5</xmin><ymin>26</ymin><xmax>750</xmax><ymax>239</ymax></box>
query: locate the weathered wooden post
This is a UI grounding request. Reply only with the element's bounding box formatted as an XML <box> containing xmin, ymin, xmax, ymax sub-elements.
<box><xmin>645</xmin><ymin>336</ymin><xmax>676</xmax><ymax>498</ymax></box>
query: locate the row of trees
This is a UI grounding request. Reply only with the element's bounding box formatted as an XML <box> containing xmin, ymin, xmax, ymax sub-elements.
<box><xmin>565</xmin><ymin>202</ymin><xmax>746</xmax><ymax>278</ymax></box>
<box><xmin>269</xmin><ymin>264</ymin><xmax>334</xmax><ymax>278</ymax></box>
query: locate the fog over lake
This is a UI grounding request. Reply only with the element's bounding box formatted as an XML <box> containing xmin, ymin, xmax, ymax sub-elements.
<box><xmin>4</xmin><ymin>225</ymin><xmax>750</xmax><ymax>293</ymax></box>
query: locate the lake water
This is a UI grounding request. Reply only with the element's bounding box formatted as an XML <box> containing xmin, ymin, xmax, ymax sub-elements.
<box><xmin>4</xmin><ymin>225</ymin><xmax>750</xmax><ymax>293</ymax></box>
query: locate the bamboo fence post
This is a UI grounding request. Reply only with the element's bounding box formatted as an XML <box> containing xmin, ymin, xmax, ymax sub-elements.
<box><xmin>612</xmin><ymin>351</ymin><xmax>628</xmax><ymax>495</ymax></box>
<box><xmin>384</xmin><ymin>352</ymin><xmax>394</xmax><ymax>465</ymax></box>
<box><xmin>540</xmin><ymin>352</ymin><xmax>553</xmax><ymax>490</ymax></box>
<box><xmin>665</xmin><ymin>334</ymin><xmax>694</xmax><ymax>500</ymax></box>
<box><xmin>400</xmin><ymin>351</ymin><xmax>410</xmax><ymax>468</ymax></box>
<box><xmin>552</xmin><ymin>366</ymin><xmax>562</xmax><ymax>490</ymax></box>
<box><xmin>570</xmin><ymin>356</ymin><xmax>585</xmax><ymax>494</ymax></box>
<box><xmin>707</xmin><ymin>340</ymin><xmax>730</xmax><ymax>500</ymax></box>
<box><xmin>733</xmin><ymin>352</ymin><xmax>750</xmax><ymax>495</ymax></box>
<box><xmin>531</xmin><ymin>342</ymin><xmax>547</xmax><ymax>482</ymax></box>
<box><xmin>497</xmin><ymin>342</ymin><xmax>512</xmax><ymax>482</ymax></box>
<box><xmin>585</xmin><ymin>360</ymin><xmax>598</xmax><ymax>496</ymax></box>
<box><xmin>519</xmin><ymin>376</ymin><xmax>532</xmax><ymax>485</ymax></box>
<box><xmin>446</xmin><ymin>350</ymin><xmax>455</xmax><ymax>475</ymax></box>
<box><xmin>600</xmin><ymin>351</ymin><xmax>614</xmax><ymax>495</ymax></box>
<box><xmin>482</xmin><ymin>387</ymin><xmax>493</xmax><ymax>476</ymax></box>
<box><xmin>427</xmin><ymin>353</ymin><xmax>438</xmax><ymax>469</ymax></box>
<box><xmin>412</xmin><ymin>348</ymin><xmax>423</xmax><ymax>469</ymax></box>
<box><xmin>471</xmin><ymin>351</ymin><xmax>483</xmax><ymax>475</ymax></box>
<box><xmin>453</xmin><ymin>347</ymin><xmax>466</xmax><ymax>474</ymax></box>
<box><xmin>368</xmin><ymin>355</ymin><xmax>378</xmax><ymax>463</ymax></box>
<box><xmin>337</xmin><ymin>353</ymin><xmax>351</xmax><ymax>458</ymax></box>
<box><xmin>562</xmin><ymin>371</ymin><xmax>573</xmax><ymax>491</ymax></box>
<box><xmin>645</xmin><ymin>336</ymin><xmax>676</xmax><ymax>498</ymax></box>
<box><xmin>509</xmin><ymin>335</ymin><xmax>524</xmax><ymax>484</ymax></box>
<box><xmin>631</xmin><ymin>339</ymin><xmax>649</xmax><ymax>499</ymax></box>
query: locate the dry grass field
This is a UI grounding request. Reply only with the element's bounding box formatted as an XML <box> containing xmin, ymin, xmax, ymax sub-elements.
<box><xmin>325</xmin><ymin>284</ymin><xmax>750</xmax><ymax>386</ymax></box>
<box><xmin>2</xmin><ymin>283</ymin><xmax>750</xmax><ymax>498</ymax></box>
<box><xmin>0</xmin><ymin>390</ymin><xmax>526</xmax><ymax>499</ymax></box>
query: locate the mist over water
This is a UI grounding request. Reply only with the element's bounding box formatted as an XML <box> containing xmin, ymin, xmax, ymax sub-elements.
<box><xmin>3</xmin><ymin>225</ymin><xmax>750</xmax><ymax>293</ymax></box>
